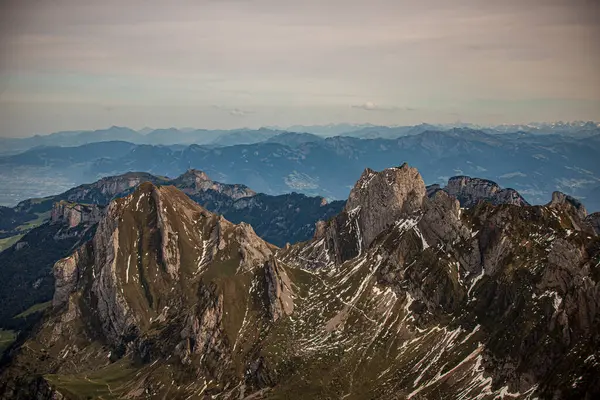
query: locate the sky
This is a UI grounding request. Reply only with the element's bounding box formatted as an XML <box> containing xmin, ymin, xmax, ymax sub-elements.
<box><xmin>0</xmin><ymin>0</ymin><xmax>599</xmax><ymax>137</ymax></box>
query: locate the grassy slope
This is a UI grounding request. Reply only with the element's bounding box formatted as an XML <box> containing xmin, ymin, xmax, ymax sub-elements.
<box><xmin>0</xmin><ymin>235</ymin><xmax>23</xmax><ymax>252</ymax></box>
<box><xmin>0</xmin><ymin>211</ymin><xmax>50</xmax><ymax>252</ymax></box>
<box><xmin>13</xmin><ymin>301</ymin><xmax>52</xmax><ymax>319</ymax></box>
<box><xmin>0</xmin><ymin>329</ymin><xmax>16</xmax><ymax>353</ymax></box>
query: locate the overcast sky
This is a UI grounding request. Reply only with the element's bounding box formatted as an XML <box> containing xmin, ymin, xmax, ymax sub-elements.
<box><xmin>0</xmin><ymin>0</ymin><xmax>599</xmax><ymax>137</ymax></box>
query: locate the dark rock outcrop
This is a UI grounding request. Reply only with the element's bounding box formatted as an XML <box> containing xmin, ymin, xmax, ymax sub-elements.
<box><xmin>586</xmin><ymin>212</ymin><xmax>600</xmax><ymax>234</ymax></box>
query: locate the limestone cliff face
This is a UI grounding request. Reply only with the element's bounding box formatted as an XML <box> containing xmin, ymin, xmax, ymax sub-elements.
<box><xmin>264</xmin><ymin>257</ymin><xmax>294</xmax><ymax>321</ymax></box>
<box><xmin>443</xmin><ymin>176</ymin><xmax>529</xmax><ymax>207</ymax></box>
<box><xmin>298</xmin><ymin>164</ymin><xmax>427</xmax><ymax>267</ymax></box>
<box><xmin>50</xmin><ymin>201</ymin><xmax>102</xmax><ymax>228</ymax></box>
<box><xmin>345</xmin><ymin>164</ymin><xmax>426</xmax><ymax>248</ymax></box>
<box><xmin>79</xmin><ymin>182</ymin><xmax>278</xmax><ymax>346</ymax></box>
<box><xmin>52</xmin><ymin>242</ymin><xmax>93</xmax><ymax>309</ymax></box>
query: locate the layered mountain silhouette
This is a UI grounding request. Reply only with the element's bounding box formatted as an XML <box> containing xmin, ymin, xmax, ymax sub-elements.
<box><xmin>1</xmin><ymin>164</ymin><xmax>598</xmax><ymax>399</ymax></box>
<box><xmin>11</xmin><ymin>169</ymin><xmax>343</xmax><ymax>247</ymax></box>
<box><xmin>2</xmin><ymin>128</ymin><xmax>599</xmax><ymax>211</ymax></box>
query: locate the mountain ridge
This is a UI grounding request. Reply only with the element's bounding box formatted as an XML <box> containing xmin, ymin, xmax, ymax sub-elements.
<box><xmin>3</xmin><ymin>127</ymin><xmax>598</xmax><ymax>211</ymax></box>
<box><xmin>2</xmin><ymin>164</ymin><xmax>598</xmax><ymax>399</ymax></box>
<box><xmin>0</xmin><ymin>170</ymin><xmax>342</xmax><ymax>333</ymax></box>
<box><xmin>10</xmin><ymin>169</ymin><xmax>342</xmax><ymax>247</ymax></box>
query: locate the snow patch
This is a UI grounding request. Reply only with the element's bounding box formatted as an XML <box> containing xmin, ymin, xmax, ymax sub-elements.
<box><xmin>413</xmin><ymin>226</ymin><xmax>430</xmax><ymax>250</ymax></box>
<box><xmin>468</xmin><ymin>268</ymin><xmax>485</xmax><ymax>296</ymax></box>
<box><xmin>125</xmin><ymin>254</ymin><xmax>131</xmax><ymax>284</ymax></box>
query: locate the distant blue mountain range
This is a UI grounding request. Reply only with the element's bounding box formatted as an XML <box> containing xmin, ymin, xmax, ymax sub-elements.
<box><xmin>1</xmin><ymin>125</ymin><xmax>599</xmax><ymax>211</ymax></box>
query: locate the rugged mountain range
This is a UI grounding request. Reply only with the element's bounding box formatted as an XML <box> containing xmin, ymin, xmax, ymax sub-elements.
<box><xmin>0</xmin><ymin>170</ymin><xmax>342</xmax><ymax>328</ymax></box>
<box><xmin>3</xmin><ymin>122</ymin><xmax>596</xmax><ymax>156</ymax></box>
<box><xmin>343</xmin><ymin>123</ymin><xmax>443</xmax><ymax>139</ymax></box>
<box><xmin>1</xmin><ymin>164</ymin><xmax>598</xmax><ymax>399</ymax></box>
<box><xmin>0</xmin><ymin>127</ymin><xmax>289</xmax><ymax>156</ymax></box>
<box><xmin>343</xmin><ymin>121</ymin><xmax>600</xmax><ymax>139</ymax></box>
<box><xmin>8</xmin><ymin>169</ymin><xmax>343</xmax><ymax>247</ymax></box>
<box><xmin>2</xmin><ymin>128</ymin><xmax>599</xmax><ymax>211</ymax></box>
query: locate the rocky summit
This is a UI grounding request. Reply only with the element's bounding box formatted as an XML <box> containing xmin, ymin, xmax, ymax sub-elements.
<box><xmin>1</xmin><ymin>165</ymin><xmax>599</xmax><ymax>399</ymax></box>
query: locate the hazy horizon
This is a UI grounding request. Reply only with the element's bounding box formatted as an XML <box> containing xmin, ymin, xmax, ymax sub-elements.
<box><xmin>3</xmin><ymin>120</ymin><xmax>600</xmax><ymax>140</ymax></box>
<box><xmin>1</xmin><ymin>0</ymin><xmax>599</xmax><ymax>137</ymax></box>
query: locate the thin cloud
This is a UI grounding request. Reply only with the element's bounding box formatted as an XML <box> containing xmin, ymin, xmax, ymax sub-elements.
<box><xmin>0</xmin><ymin>0</ymin><xmax>599</xmax><ymax>135</ymax></box>
<box><xmin>229</xmin><ymin>108</ymin><xmax>252</xmax><ymax>116</ymax></box>
<box><xmin>351</xmin><ymin>102</ymin><xmax>415</xmax><ymax>112</ymax></box>
<box><xmin>212</xmin><ymin>105</ymin><xmax>254</xmax><ymax>117</ymax></box>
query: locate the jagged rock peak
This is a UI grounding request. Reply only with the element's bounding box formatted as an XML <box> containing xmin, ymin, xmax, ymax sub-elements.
<box><xmin>50</xmin><ymin>201</ymin><xmax>103</xmax><ymax>228</ymax></box>
<box><xmin>444</xmin><ymin>175</ymin><xmax>529</xmax><ymax>207</ymax></box>
<box><xmin>297</xmin><ymin>164</ymin><xmax>427</xmax><ymax>268</ymax></box>
<box><xmin>548</xmin><ymin>191</ymin><xmax>587</xmax><ymax>219</ymax></box>
<box><xmin>70</xmin><ymin>181</ymin><xmax>275</xmax><ymax>344</ymax></box>
<box><xmin>345</xmin><ymin>163</ymin><xmax>426</xmax><ymax>247</ymax></box>
<box><xmin>175</xmin><ymin>168</ymin><xmax>212</xmax><ymax>184</ymax></box>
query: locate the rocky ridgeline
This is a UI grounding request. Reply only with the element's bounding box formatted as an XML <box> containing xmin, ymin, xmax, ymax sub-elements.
<box><xmin>171</xmin><ymin>169</ymin><xmax>256</xmax><ymax>200</ymax></box>
<box><xmin>1</xmin><ymin>182</ymin><xmax>296</xmax><ymax>398</ymax></box>
<box><xmin>10</xmin><ymin>169</ymin><xmax>342</xmax><ymax>247</ymax></box>
<box><xmin>14</xmin><ymin>170</ymin><xmax>254</xmax><ymax>215</ymax></box>
<box><xmin>441</xmin><ymin>175</ymin><xmax>529</xmax><ymax>207</ymax></box>
<box><xmin>1</xmin><ymin>165</ymin><xmax>599</xmax><ymax>399</ymax></box>
<box><xmin>68</xmin><ymin>172</ymin><xmax>156</xmax><ymax>202</ymax></box>
<box><xmin>280</xmin><ymin>165</ymin><xmax>599</xmax><ymax>398</ymax></box>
